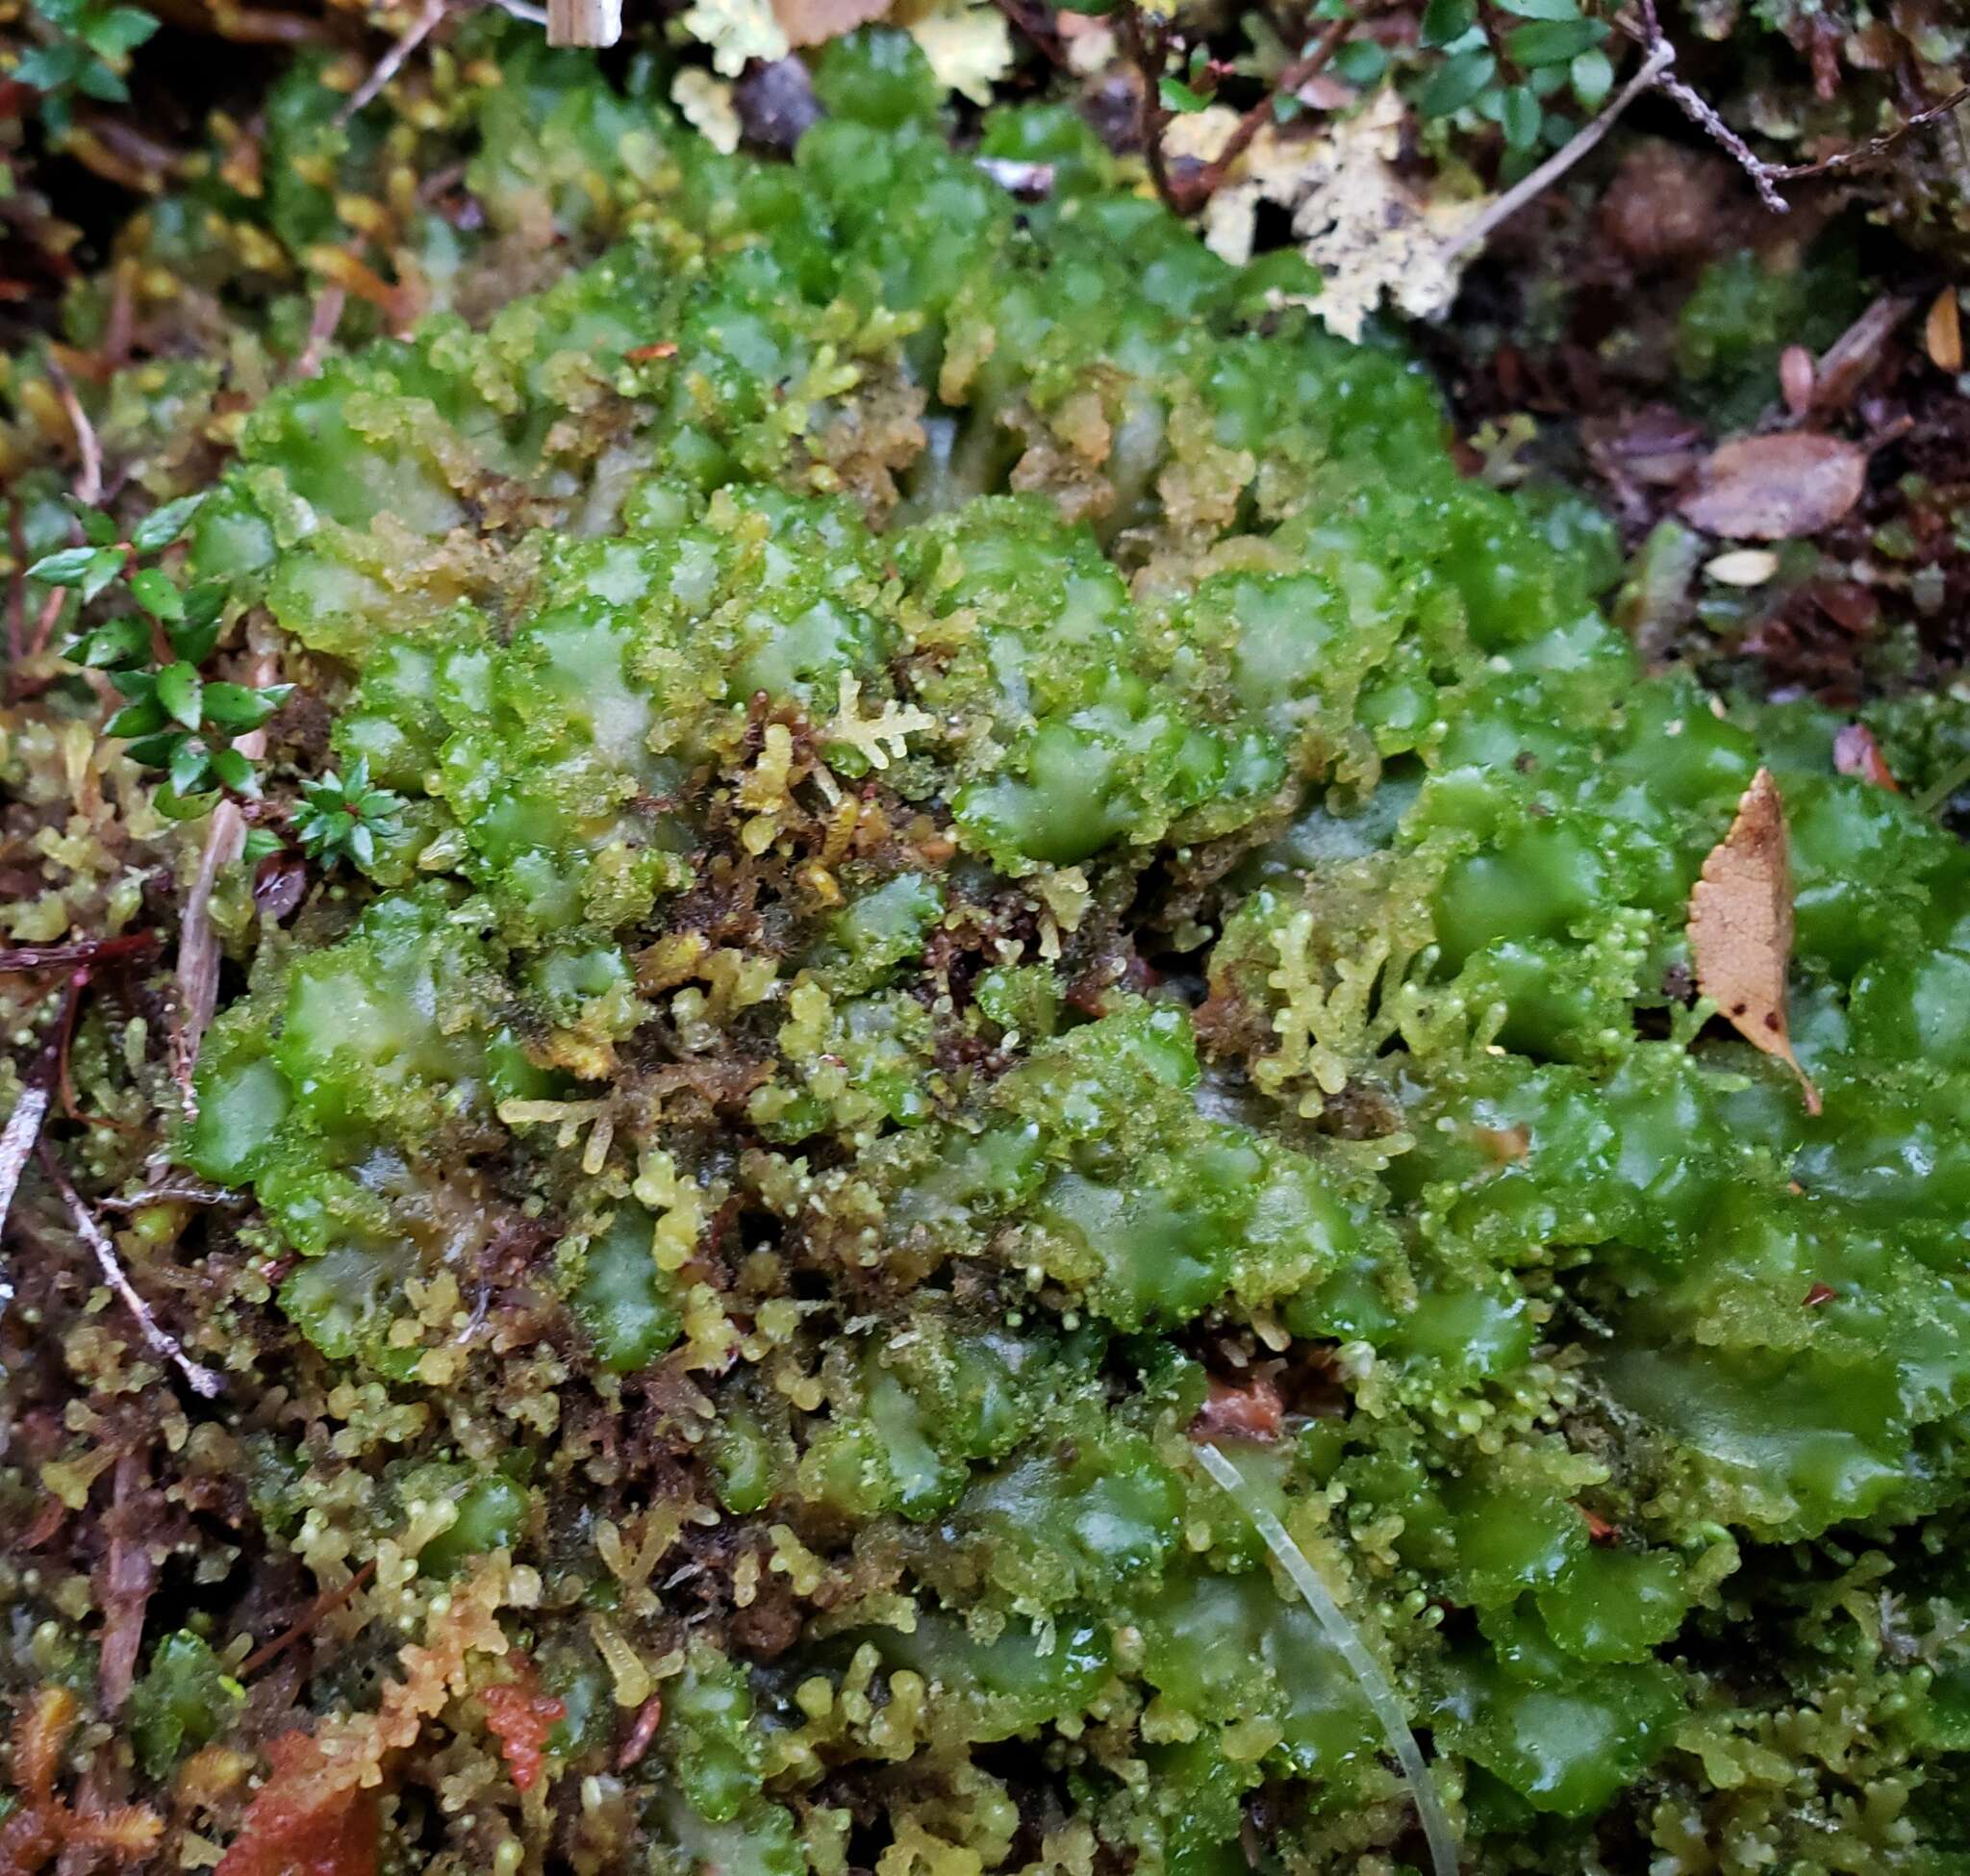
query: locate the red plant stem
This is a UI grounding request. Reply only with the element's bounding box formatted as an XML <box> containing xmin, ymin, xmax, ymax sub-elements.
<box><xmin>240</xmin><ymin>1562</ymin><xmax>378</xmax><ymax>1677</ymax></box>
<box><xmin>0</xmin><ymin>932</ymin><xmax>159</xmax><ymax>975</ymax></box>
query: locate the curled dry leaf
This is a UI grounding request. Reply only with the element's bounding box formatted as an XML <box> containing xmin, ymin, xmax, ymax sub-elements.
<box><xmin>1688</xmin><ymin>768</ymin><xmax>1821</xmax><ymax>1114</ymax></box>
<box><xmin>1678</xmin><ymin>432</ymin><xmax>1868</xmax><ymax>541</ymax></box>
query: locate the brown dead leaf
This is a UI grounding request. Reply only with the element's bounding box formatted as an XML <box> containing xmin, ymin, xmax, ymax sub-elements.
<box><xmin>1678</xmin><ymin>433</ymin><xmax>1867</xmax><ymax>541</ymax></box>
<box><xmin>772</xmin><ymin>0</ymin><xmax>887</xmax><ymax>45</ymax></box>
<box><xmin>1929</xmin><ymin>288</ymin><xmax>1963</xmax><ymax>374</ymax></box>
<box><xmin>1688</xmin><ymin>768</ymin><xmax>1821</xmax><ymax>1114</ymax></box>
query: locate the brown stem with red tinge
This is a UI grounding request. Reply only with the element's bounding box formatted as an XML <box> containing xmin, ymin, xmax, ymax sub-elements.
<box><xmin>0</xmin><ymin>932</ymin><xmax>160</xmax><ymax>975</ymax></box>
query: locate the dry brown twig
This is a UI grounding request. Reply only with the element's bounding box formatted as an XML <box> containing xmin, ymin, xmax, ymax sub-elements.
<box><xmin>547</xmin><ymin>0</ymin><xmax>619</xmax><ymax>46</ymax></box>
<box><xmin>1445</xmin><ymin>37</ymin><xmax>1675</xmax><ymax>258</ymax></box>
<box><xmin>293</xmin><ymin>284</ymin><xmax>347</xmax><ymax>378</ymax></box>
<box><xmin>36</xmin><ymin>1140</ymin><xmax>224</xmax><ymax>1396</ymax></box>
<box><xmin>337</xmin><ymin>0</ymin><xmax>449</xmax><ymax>124</ymax></box>
<box><xmin>1093</xmin><ymin>0</ymin><xmax>1964</xmax><ymax>263</ymax></box>
<box><xmin>174</xmin><ymin>649</ymin><xmax>278</xmax><ymax>1110</ymax></box>
<box><xmin>42</xmin><ymin>355</ymin><xmax>102</xmax><ymax>506</ymax></box>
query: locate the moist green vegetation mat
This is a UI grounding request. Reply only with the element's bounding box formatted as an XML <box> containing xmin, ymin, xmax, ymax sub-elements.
<box><xmin>8</xmin><ymin>26</ymin><xmax>1970</xmax><ymax>1876</ymax></box>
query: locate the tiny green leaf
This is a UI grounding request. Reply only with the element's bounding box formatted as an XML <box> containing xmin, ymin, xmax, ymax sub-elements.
<box><xmin>65</xmin><ymin>499</ymin><xmax>119</xmax><ymax>546</ymax></box>
<box><xmin>80</xmin><ymin>546</ymin><xmax>126</xmax><ymax>603</ymax></box>
<box><xmin>241</xmin><ymin>828</ymin><xmax>284</xmax><ymax>862</ymax></box>
<box><xmin>1158</xmin><ymin>76</ymin><xmax>1208</xmax><ymax>114</ymax></box>
<box><xmin>156</xmin><ymin>661</ymin><xmax>203</xmax><ymax>730</ymax></box>
<box><xmin>166</xmin><ymin>616</ymin><xmax>222</xmax><ymax>667</ymax></box>
<box><xmin>27</xmin><ymin>545</ymin><xmax>98</xmax><ymax>587</ymax></box>
<box><xmin>68</xmin><ymin>616</ymin><xmax>151</xmax><ymax>669</ymax></box>
<box><xmin>1332</xmin><ymin>40</ymin><xmax>1389</xmax><ymax>85</ymax></box>
<box><xmin>130</xmin><ymin>493</ymin><xmax>208</xmax><ymax>555</ymax></box>
<box><xmin>1419</xmin><ymin>46</ymin><xmax>1496</xmax><ymax>116</ymax></box>
<box><xmin>180</xmin><ymin>580</ymin><xmax>226</xmax><ymax>628</ymax></box>
<box><xmin>1570</xmin><ymin>46</ymin><xmax>1613</xmax><ymax>106</ymax></box>
<box><xmin>1501</xmin><ymin>83</ymin><xmax>1543</xmax><ymax>149</ymax></box>
<box><xmin>1421</xmin><ymin>0</ymin><xmax>1477</xmax><ymax>47</ymax></box>
<box><xmin>129</xmin><ymin>567</ymin><xmax>185</xmax><ymax>621</ymax></box>
<box><xmin>13</xmin><ymin>41</ymin><xmax>87</xmax><ymax>90</ymax></box>
<box><xmin>74</xmin><ymin>60</ymin><xmax>129</xmax><ymax>103</ymax></box>
<box><xmin>106</xmin><ymin>701</ymin><xmax>167</xmax><ymax>741</ymax></box>
<box><xmin>169</xmin><ymin>737</ymin><xmax>213</xmax><ymax>796</ymax></box>
<box><xmin>201</xmin><ymin>682</ymin><xmax>280</xmax><ymax>730</ymax></box>
<box><xmin>154</xmin><ymin>783</ymin><xmax>219</xmax><ymax>823</ymax></box>
<box><xmin>122</xmin><ymin>729</ymin><xmax>186</xmax><ymax>768</ymax></box>
<box><xmin>83</xmin><ymin>5</ymin><xmax>160</xmax><ymax>60</ymax></box>
<box><xmin>1505</xmin><ymin>15</ymin><xmax>1606</xmax><ymax>64</ymax></box>
<box><xmin>1494</xmin><ymin>0</ymin><xmax>1582</xmax><ymax>18</ymax></box>
<box><xmin>209</xmin><ymin>746</ymin><xmax>259</xmax><ymax>796</ymax></box>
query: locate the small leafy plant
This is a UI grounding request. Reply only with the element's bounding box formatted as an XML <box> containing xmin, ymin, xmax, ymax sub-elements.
<box><xmin>31</xmin><ymin>493</ymin><xmax>293</xmax><ymax>819</ymax></box>
<box><xmin>290</xmin><ymin>757</ymin><xmax>405</xmax><ymax>869</ymax></box>
<box><xmin>11</xmin><ymin>0</ymin><xmax>161</xmax><ymax>139</ymax></box>
<box><xmin>1416</xmin><ymin>0</ymin><xmax>1613</xmax><ymax>173</ymax></box>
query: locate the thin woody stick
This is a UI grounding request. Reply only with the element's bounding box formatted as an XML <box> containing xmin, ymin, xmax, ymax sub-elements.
<box><xmin>547</xmin><ymin>0</ymin><xmax>620</xmax><ymax>47</ymax></box>
<box><xmin>43</xmin><ymin>357</ymin><xmax>103</xmax><ymax>508</ymax></box>
<box><xmin>37</xmin><ymin>1141</ymin><xmax>224</xmax><ymax>1398</ymax></box>
<box><xmin>336</xmin><ymin>0</ymin><xmax>448</xmax><ymax>125</ymax></box>
<box><xmin>1443</xmin><ymin>38</ymin><xmax>1676</xmax><ymax>259</ymax></box>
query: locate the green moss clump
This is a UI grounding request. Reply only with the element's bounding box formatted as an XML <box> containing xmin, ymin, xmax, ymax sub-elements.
<box><xmin>7</xmin><ymin>26</ymin><xmax>1968</xmax><ymax>1876</ymax></box>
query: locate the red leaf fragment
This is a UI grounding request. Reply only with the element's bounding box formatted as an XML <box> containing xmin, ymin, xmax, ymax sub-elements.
<box><xmin>1192</xmin><ymin>1375</ymin><xmax>1284</xmax><ymax>1442</ymax></box>
<box><xmin>1678</xmin><ymin>433</ymin><xmax>1868</xmax><ymax>541</ymax></box>
<box><xmin>481</xmin><ymin>1657</ymin><xmax>565</xmax><ymax>1794</ymax></box>
<box><xmin>1579</xmin><ymin>1507</ymin><xmax>1620</xmax><ymax>1545</ymax></box>
<box><xmin>1803</xmin><ymin>1282</ymin><xmax>1837</xmax><ymax>1307</ymax></box>
<box><xmin>616</xmin><ymin>1692</ymin><xmax>665</xmax><ymax>1772</ymax></box>
<box><xmin>216</xmin><ymin>1732</ymin><xmax>380</xmax><ymax>1876</ymax></box>
<box><xmin>1832</xmin><ymin>723</ymin><xmax>1899</xmax><ymax>791</ymax></box>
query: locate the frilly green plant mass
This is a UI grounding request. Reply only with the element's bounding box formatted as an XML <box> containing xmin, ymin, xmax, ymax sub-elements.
<box><xmin>36</xmin><ymin>26</ymin><xmax>1970</xmax><ymax>1875</ymax></box>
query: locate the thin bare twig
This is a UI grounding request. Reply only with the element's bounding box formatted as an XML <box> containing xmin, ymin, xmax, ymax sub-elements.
<box><xmin>989</xmin><ymin>0</ymin><xmax>1070</xmax><ymax>70</ymax></box>
<box><xmin>0</xmin><ymin>1071</ymin><xmax>56</xmax><ymax>1302</ymax></box>
<box><xmin>546</xmin><ymin>0</ymin><xmax>620</xmax><ymax>46</ymax></box>
<box><xmin>1444</xmin><ymin>39</ymin><xmax>1676</xmax><ymax>259</ymax></box>
<box><xmin>42</xmin><ymin>357</ymin><xmax>103</xmax><ymax>507</ymax></box>
<box><xmin>1116</xmin><ymin>3</ymin><xmax>1183</xmax><ymax>217</ymax></box>
<box><xmin>1655</xmin><ymin>66</ymin><xmax>1788</xmax><ymax>212</ymax></box>
<box><xmin>336</xmin><ymin>0</ymin><xmax>448</xmax><ymax>126</ymax></box>
<box><xmin>0</xmin><ymin>933</ymin><xmax>160</xmax><ymax>975</ymax></box>
<box><xmin>1766</xmin><ymin>84</ymin><xmax>1970</xmax><ymax>180</ymax></box>
<box><xmin>1181</xmin><ymin>11</ymin><xmax>1356</xmax><ymax>211</ymax></box>
<box><xmin>172</xmin><ymin>650</ymin><xmax>277</xmax><ymax>1112</ymax></box>
<box><xmin>25</xmin><ymin>585</ymin><xmax>65</xmax><ymax>660</ymax></box>
<box><xmin>240</xmin><ymin>1560</ymin><xmax>376</xmax><ymax>1676</ymax></box>
<box><xmin>7</xmin><ymin>501</ymin><xmax>25</xmax><ymax>677</ymax></box>
<box><xmin>292</xmin><ymin>285</ymin><xmax>347</xmax><ymax>379</ymax></box>
<box><xmin>0</xmin><ymin>971</ymin><xmax>93</xmax><ymax>1290</ymax></box>
<box><xmin>99</xmin><ymin>1180</ymin><xmax>246</xmax><ymax>1213</ymax></box>
<box><xmin>36</xmin><ymin>1141</ymin><xmax>224</xmax><ymax>1397</ymax></box>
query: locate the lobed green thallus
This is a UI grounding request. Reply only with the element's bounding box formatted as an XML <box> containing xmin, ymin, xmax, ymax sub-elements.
<box><xmin>107</xmin><ymin>28</ymin><xmax>1970</xmax><ymax>1873</ymax></box>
